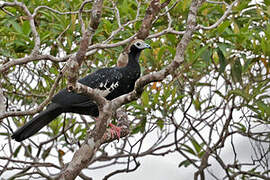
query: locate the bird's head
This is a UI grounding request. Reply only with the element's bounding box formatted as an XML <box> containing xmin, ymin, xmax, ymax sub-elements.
<box><xmin>129</xmin><ymin>39</ymin><xmax>151</xmax><ymax>53</ymax></box>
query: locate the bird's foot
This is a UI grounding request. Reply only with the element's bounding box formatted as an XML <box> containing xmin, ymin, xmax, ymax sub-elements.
<box><xmin>108</xmin><ymin>123</ymin><xmax>121</xmax><ymax>140</ymax></box>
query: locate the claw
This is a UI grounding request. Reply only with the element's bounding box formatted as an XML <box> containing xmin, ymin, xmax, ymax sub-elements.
<box><xmin>109</xmin><ymin>123</ymin><xmax>121</xmax><ymax>140</ymax></box>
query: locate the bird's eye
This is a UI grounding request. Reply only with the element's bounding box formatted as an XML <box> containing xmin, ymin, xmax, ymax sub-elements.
<box><xmin>136</xmin><ymin>42</ymin><xmax>141</xmax><ymax>46</ymax></box>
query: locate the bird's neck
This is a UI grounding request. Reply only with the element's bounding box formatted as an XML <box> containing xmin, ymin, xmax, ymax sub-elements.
<box><xmin>127</xmin><ymin>50</ymin><xmax>141</xmax><ymax>68</ymax></box>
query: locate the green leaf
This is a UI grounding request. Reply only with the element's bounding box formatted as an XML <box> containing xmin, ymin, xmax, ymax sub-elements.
<box><xmin>131</xmin><ymin>125</ymin><xmax>141</xmax><ymax>134</ymax></box>
<box><xmin>233</xmin><ymin>122</ymin><xmax>247</xmax><ymax>132</ymax></box>
<box><xmin>181</xmin><ymin>144</ymin><xmax>196</xmax><ymax>155</ymax></box>
<box><xmin>193</xmin><ymin>98</ymin><xmax>201</xmax><ymax>111</ymax></box>
<box><xmin>14</xmin><ymin>145</ymin><xmax>22</xmax><ymax>158</ymax></box>
<box><xmin>228</xmin><ymin>89</ymin><xmax>249</xmax><ymax>102</ymax></box>
<box><xmin>194</xmin><ymin>46</ymin><xmax>208</xmax><ymax>61</ymax></box>
<box><xmin>49</xmin><ymin>117</ymin><xmax>61</xmax><ymax>135</ymax></box>
<box><xmin>153</xmin><ymin>90</ymin><xmax>160</xmax><ymax>105</ymax></box>
<box><xmin>74</xmin><ymin>124</ymin><xmax>82</xmax><ymax>135</ymax></box>
<box><xmin>198</xmin><ymin>151</ymin><xmax>205</xmax><ymax>159</ymax></box>
<box><xmin>261</xmin><ymin>38</ymin><xmax>267</xmax><ymax>55</ymax></box>
<box><xmin>171</xmin><ymin>87</ymin><xmax>177</xmax><ymax>100</ymax></box>
<box><xmin>0</xmin><ymin>132</ymin><xmax>8</xmax><ymax>136</ymax></box>
<box><xmin>178</xmin><ymin>159</ymin><xmax>197</xmax><ymax>168</ymax></box>
<box><xmin>243</xmin><ymin>58</ymin><xmax>253</xmax><ymax>73</ymax></box>
<box><xmin>264</xmin><ymin>0</ymin><xmax>270</xmax><ymax>6</ymax></box>
<box><xmin>214</xmin><ymin>90</ymin><xmax>225</xmax><ymax>99</ymax></box>
<box><xmin>22</xmin><ymin>21</ymin><xmax>31</xmax><ymax>36</ymax></box>
<box><xmin>42</xmin><ymin>146</ymin><xmax>52</xmax><ymax>160</ymax></box>
<box><xmin>257</xmin><ymin>100</ymin><xmax>270</xmax><ymax>117</ymax></box>
<box><xmin>24</xmin><ymin>145</ymin><xmax>32</xmax><ymax>157</ymax></box>
<box><xmin>131</xmin><ymin>118</ymin><xmax>147</xmax><ymax>134</ymax></box>
<box><xmin>217</xmin><ymin>20</ymin><xmax>231</xmax><ymax>34</ymax></box>
<box><xmin>182</xmin><ymin>0</ymin><xmax>191</xmax><ymax>11</ymax></box>
<box><xmin>217</xmin><ymin>48</ymin><xmax>227</xmax><ymax>73</ymax></box>
<box><xmin>141</xmin><ymin>91</ymin><xmax>149</xmax><ymax>107</ymax></box>
<box><xmin>190</xmin><ymin>138</ymin><xmax>201</xmax><ymax>154</ymax></box>
<box><xmin>167</xmin><ymin>34</ymin><xmax>177</xmax><ymax>44</ymax></box>
<box><xmin>201</xmin><ymin>48</ymin><xmax>212</xmax><ymax>64</ymax></box>
<box><xmin>10</xmin><ymin>20</ymin><xmax>22</xmax><ymax>33</ymax></box>
<box><xmin>157</xmin><ymin>46</ymin><xmax>167</xmax><ymax>62</ymax></box>
<box><xmin>156</xmin><ymin>119</ymin><xmax>164</xmax><ymax>129</ymax></box>
<box><xmin>231</xmin><ymin>58</ymin><xmax>242</xmax><ymax>84</ymax></box>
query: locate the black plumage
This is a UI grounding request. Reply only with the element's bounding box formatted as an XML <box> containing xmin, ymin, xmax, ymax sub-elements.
<box><xmin>12</xmin><ymin>40</ymin><xmax>150</xmax><ymax>142</ymax></box>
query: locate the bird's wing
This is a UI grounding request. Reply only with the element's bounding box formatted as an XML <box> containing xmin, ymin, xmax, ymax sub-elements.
<box><xmin>52</xmin><ymin>68</ymin><xmax>123</xmax><ymax>107</ymax></box>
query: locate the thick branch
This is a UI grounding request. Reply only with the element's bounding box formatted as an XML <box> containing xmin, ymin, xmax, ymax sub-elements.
<box><xmin>58</xmin><ymin>1</ymin><xmax>108</xmax><ymax>179</ymax></box>
<box><xmin>89</xmin><ymin>0</ymin><xmax>103</xmax><ymax>31</ymax></box>
<box><xmin>66</xmin><ymin>0</ymin><xmax>103</xmax><ymax>90</ymax></box>
<box><xmin>3</xmin><ymin>0</ymin><xmax>205</xmax><ymax>179</ymax></box>
<box><xmin>137</xmin><ymin>0</ymin><xmax>161</xmax><ymax>39</ymax></box>
<box><xmin>113</xmin><ymin>0</ymin><xmax>205</xmax><ymax>110</ymax></box>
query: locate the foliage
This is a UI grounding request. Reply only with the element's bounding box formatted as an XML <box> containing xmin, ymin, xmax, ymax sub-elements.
<box><xmin>1</xmin><ymin>0</ymin><xmax>270</xmax><ymax>179</ymax></box>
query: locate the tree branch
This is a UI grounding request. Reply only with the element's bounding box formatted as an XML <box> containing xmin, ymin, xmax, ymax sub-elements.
<box><xmin>117</xmin><ymin>0</ymin><xmax>165</xmax><ymax>67</ymax></box>
<box><xmin>0</xmin><ymin>82</ymin><xmax>5</xmax><ymax>113</ymax></box>
<box><xmin>58</xmin><ymin>1</ymin><xmax>109</xmax><ymax>179</ymax></box>
<box><xmin>196</xmin><ymin>0</ymin><xmax>239</xmax><ymax>30</ymax></box>
<box><xmin>112</xmin><ymin>0</ymin><xmax>205</xmax><ymax>110</ymax></box>
<box><xmin>0</xmin><ymin>1</ymin><xmax>40</xmax><ymax>54</ymax></box>
<box><xmin>0</xmin><ymin>71</ymin><xmax>64</xmax><ymax>121</ymax></box>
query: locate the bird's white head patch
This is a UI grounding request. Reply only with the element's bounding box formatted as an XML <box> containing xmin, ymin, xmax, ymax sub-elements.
<box><xmin>133</xmin><ymin>40</ymin><xmax>151</xmax><ymax>50</ymax></box>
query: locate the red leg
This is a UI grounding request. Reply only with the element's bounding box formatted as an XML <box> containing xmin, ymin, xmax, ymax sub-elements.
<box><xmin>109</xmin><ymin>123</ymin><xmax>121</xmax><ymax>139</ymax></box>
<box><xmin>94</xmin><ymin>117</ymin><xmax>121</xmax><ymax>139</ymax></box>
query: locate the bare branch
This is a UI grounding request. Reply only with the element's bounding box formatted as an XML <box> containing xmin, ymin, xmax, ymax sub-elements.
<box><xmin>196</xmin><ymin>0</ymin><xmax>239</xmax><ymax>30</ymax></box>
<box><xmin>103</xmin><ymin>159</ymin><xmax>140</xmax><ymax>180</ymax></box>
<box><xmin>0</xmin><ymin>82</ymin><xmax>5</xmax><ymax>113</ymax></box>
<box><xmin>0</xmin><ymin>55</ymin><xmax>70</xmax><ymax>74</ymax></box>
<box><xmin>112</xmin><ymin>1</ymin><xmax>121</xmax><ymax>28</ymax></box>
<box><xmin>32</xmin><ymin>5</ymin><xmax>92</xmax><ymax>18</ymax></box>
<box><xmin>0</xmin><ymin>156</ymin><xmax>60</xmax><ymax>169</ymax></box>
<box><xmin>0</xmin><ymin>71</ymin><xmax>64</xmax><ymax>120</ymax></box>
<box><xmin>206</xmin><ymin>0</ymin><xmax>229</xmax><ymax>6</ymax></box>
<box><xmin>147</xmin><ymin>28</ymin><xmax>185</xmax><ymax>39</ymax></box>
<box><xmin>2</xmin><ymin>0</ymin><xmax>262</xmax><ymax>179</ymax></box>
<box><xmin>78</xmin><ymin>0</ymin><xmax>94</xmax><ymax>33</ymax></box>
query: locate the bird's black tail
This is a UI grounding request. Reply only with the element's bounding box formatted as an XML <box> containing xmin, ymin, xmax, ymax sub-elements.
<box><xmin>11</xmin><ymin>103</ymin><xmax>62</xmax><ymax>142</ymax></box>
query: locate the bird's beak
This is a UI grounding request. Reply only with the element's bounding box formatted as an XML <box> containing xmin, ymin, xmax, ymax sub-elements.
<box><xmin>144</xmin><ymin>43</ymin><xmax>151</xmax><ymax>49</ymax></box>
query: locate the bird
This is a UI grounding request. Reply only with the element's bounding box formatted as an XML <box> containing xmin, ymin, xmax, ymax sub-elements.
<box><xmin>11</xmin><ymin>39</ymin><xmax>151</xmax><ymax>142</ymax></box>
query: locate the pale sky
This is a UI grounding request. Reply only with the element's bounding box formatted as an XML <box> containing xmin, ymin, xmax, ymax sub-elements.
<box><xmin>80</xmin><ymin>134</ymin><xmax>253</xmax><ymax>180</ymax></box>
